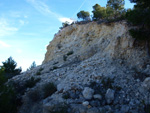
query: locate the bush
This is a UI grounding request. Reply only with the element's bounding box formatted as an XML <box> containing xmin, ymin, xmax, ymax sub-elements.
<box><xmin>0</xmin><ymin>68</ymin><xmax>18</xmax><ymax>113</ymax></box>
<box><xmin>2</xmin><ymin>57</ymin><xmax>22</xmax><ymax>78</ymax></box>
<box><xmin>62</xmin><ymin>93</ymin><xmax>70</xmax><ymax>99</ymax></box>
<box><xmin>43</xmin><ymin>82</ymin><xmax>57</xmax><ymax>99</ymax></box>
<box><xmin>77</xmin><ymin>10</ymin><xmax>90</xmax><ymax>21</ymax></box>
<box><xmin>25</xmin><ymin>77</ymin><xmax>41</xmax><ymax>88</ymax></box>
<box><xmin>0</xmin><ymin>85</ymin><xmax>17</xmax><ymax>113</ymax></box>
<box><xmin>39</xmin><ymin>67</ymin><xmax>44</xmax><ymax>71</ymax></box>
<box><xmin>36</xmin><ymin>71</ymin><xmax>41</xmax><ymax>75</ymax></box>
<box><xmin>66</xmin><ymin>51</ymin><xmax>74</xmax><ymax>56</ymax></box>
<box><xmin>27</xmin><ymin>89</ymin><xmax>42</xmax><ymax>102</ymax></box>
<box><xmin>48</xmin><ymin>103</ymin><xmax>69</xmax><ymax>113</ymax></box>
<box><xmin>63</xmin><ymin>55</ymin><xmax>67</xmax><ymax>61</ymax></box>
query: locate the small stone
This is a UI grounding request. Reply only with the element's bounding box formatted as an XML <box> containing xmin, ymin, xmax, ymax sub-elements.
<box><xmin>142</xmin><ymin>77</ymin><xmax>150</xmax><ymax>90</ymax></box>
<box><xmin>90</xmin><ymin>100</ymin><xmax>101</xmax><ymax>107</ymax></box>
<box><xmin>93</xmin><ymin>94</ymin><xmax>102</xmax><ymax>100</ymax></box>
<box><xmin>82</xmin><ymin>87</ymin><xmax>94</xmax><ymax>100</ymax></box>
<box><xmin>87</xmin><ymin>107</ymin><xmax>100</xmax><ymax>113</ymax></box>
<box><xmin>105</xmin><ymin>89</ymin><xmax>115</xmax><ymax>104</ymax></box>
<box><xmin>82</xmin><ymin>101</ymin><xmax>89</xmax><ymax>106</ymax></box>
<box><xmin>121</xmin><ymin>105</ymin><xmax>129</xmax><ymax>113</ymax></box>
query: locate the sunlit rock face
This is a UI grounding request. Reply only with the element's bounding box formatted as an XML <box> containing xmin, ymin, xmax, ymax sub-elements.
<box><xmin>43</xmin><ymin>21</ymin><xmax>147</xmax><ymax>70</ymax></box>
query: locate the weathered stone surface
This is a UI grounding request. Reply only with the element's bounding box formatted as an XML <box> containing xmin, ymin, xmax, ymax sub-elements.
<box><xmin>142</xmin><ymin>77</ymin><xmax>150</xmax><ymax>90</ymax></box>
<box><xmin>121</xmin><ymin>105</ymin><xmax>130</xmax><ymax>113</ymax></box>
<box><xmin>87</xmin><ymin>107</ymin><xmax>100</xmax><ymax>113</ymax></box>
<box><xmin>105</xmin><ymin>89</ymin><xmax>115</xmax><ymax>104</ymax></box>
<box><xmin>82</xmin><ymin>87</ymin><xmax>94</xmax><ymax>100</ymax></box>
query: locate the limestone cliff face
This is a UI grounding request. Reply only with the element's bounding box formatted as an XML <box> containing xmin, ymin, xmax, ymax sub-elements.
<box><xmin>43</xmin><ymin>21</ymin><xmax>147</xmax><ymax>69</ymax></box>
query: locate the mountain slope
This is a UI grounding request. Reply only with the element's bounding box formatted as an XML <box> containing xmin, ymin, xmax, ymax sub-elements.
<box><xmin>11</xmin><ymin>21</ymin><xmax>150</xmax><ymax>113</ymax></box>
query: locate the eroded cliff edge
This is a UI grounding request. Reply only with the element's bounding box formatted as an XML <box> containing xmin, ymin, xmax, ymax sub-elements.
<box><xmin>43</xmin><ymin>21</ymin><xmax>148</xmax><ymax>70</ymax></box>
<box><xmin>12</xmin><ymin>21</ymin><xmax>150</xmax><ymax>113</ymax></box>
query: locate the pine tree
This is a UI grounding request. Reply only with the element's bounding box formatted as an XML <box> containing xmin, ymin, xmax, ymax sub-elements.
<box><xmin>28</xmin><ymin>61</ymin><xmax>36</xmax><ymax>70</ymax></box>
<box><xmin>107</xmin><ymin>0</ymin><xmax>125</xmax><ymax>17</ymax></box>
<box><xmin>92</xmin><ymin>4</ymin><xmax>107</xmax><ymax>20</ymax></box>
<box><xmin>77</xmin><ymin>10</ymin><xmax>90</xmax><ymax>21</ymax></box>
<box><xmin>2</xmin><ymin>57</ymin><xmax>22</xmax><ymax>78</ymax></box>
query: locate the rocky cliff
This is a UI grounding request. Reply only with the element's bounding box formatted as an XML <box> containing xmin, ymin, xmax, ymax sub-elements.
<box><xmin>43</xmin><ymin>21</ymin><xmax>147</xmax><ymax>70</ymax></box>
<box><xmin>11</xmin><ymin>21</ymin><xmax>150</xmax><ymax>113</ymax></box>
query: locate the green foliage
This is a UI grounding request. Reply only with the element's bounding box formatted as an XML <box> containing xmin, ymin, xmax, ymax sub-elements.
<box><xmin>36</xmin><ymin>68</ymin><xmax>43</xmax><ymax>75</ymax></box>
<box><xmin>36</xmin><ymin>71</ymin><xmax>41</xmax><ymax>75</ymax></box>
<box><xmin>49</xmin><ymin>103</ymin><xmax>69</xmax><ymax>113</ymax></box>
<box><xmin>77</xmin><ymin>10</ymin><xmax>90</xmax><ymax>21</ymax></box>
<box><xmin>130</xmin><ymin>0</ymin><xmax>150</xmax><ymax>9</ymax></box>
<box><xmin>62</xmin><ymin>93</ymin><xmax>70</xmax><ymax>99</ymax></box>
<box><xmin>92</xmin><ymin>2</ymin><xmax>125</xmax><ymax>21</ymax></box>
<box><xmin>53</xmin><ymin>66</ymin><xmax>59</xmax><ymax>70</ymax></box>
<box><xmin>27</xmin><ymin>89</ymin><xmax>41</xmax><ymax>102</ymax></box>
<box><xmin>92</xmin><ymin>4</ymin><xmax>107</xmax><ymax>20</ymax></box>
<box><xmin>2</xmin><ymin>57</ymin><xmax>22</xmax><ymax>78</ymax></box>
<box><xmin>60</xmin><ymin>21</ymin><xmax>70</xmax><ymax>29</ymax></box>
<box><xmin>107</xmin><ymin>0</ymin><xmax>125</xmax><ymax>16</ymax></box>
<box><xmin>43</xmin><ymin>82</ymin><xmax>57</xmax><ymax>99</ymax></box>
<box><xmin>39</xmin><ymin>67</ymin><xmax>44</xmax><ymax>71</ymax></box>
<box><xmin>25</xmin><ymin>77</ymin><xmax>41</xmax><ymax>88</ymax></box>
<box><xmin>0</xmin><ymin>67</ymin><xmax>7</xmax><ymax>85</ymax></box>
<box><xmin>106</xmin><ymin>6</ymin><xmax>114</xmax><ymax>18</ymax></box>
<box><xmin>28</xmin><ymin>61</ymin><xmax>36</xmax><ymax>70</ymax></box>
<box><xmin>63</xmin><ymin>55</ymin><xmax>67</xmax><ymax>61</ymax></box>
<box><xmin>66</xmin><ymin>51</ymin><xmax>74</xmax><ymax>56</ymax></box>
<box><xmin>101</xmin><ymin>77</ymin><xmax>114</xmax><ymax>89</ymax></box>
<box><xmin>62</xmin><ymin>21</ymin><xmax>69</xmax><ymax>27</ymax></box>
<box><xmin>126</xmin><ymin>0</ymin><xmax>150</xmax><ymax>41</ymax></box>
<box><xmin>129</xmin><ymin>28</ymin><xmax>148</xmax><ymax>40</ymax></box>
<box><xmin>0</xmin><ymin>67</ymin><xmax>18</xmax><ymax>113</ymax></box>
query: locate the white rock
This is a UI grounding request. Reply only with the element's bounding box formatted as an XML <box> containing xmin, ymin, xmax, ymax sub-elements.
<box><xmin>142</xmin><ymin>77</ymin><xmax>150</xmax><ymax>90</ymax></box>
<box><xmin>93</xmin><ymin>94</ymin><xmax>102</xmax><ymax>100</ymax></box>
<box><xmin>82</xmin><ymin>101</ymin><xmax>89</xmax><ymax>106</ymax></box>
<box><xmin>82</xmin><ymin>87</ymin><xmax>94</xmax><ymax>100</ymax></box>
<box><xmin>105</xmin><ymin>89</ymin><xmax>115</xmax><ymax>104</ymax></box>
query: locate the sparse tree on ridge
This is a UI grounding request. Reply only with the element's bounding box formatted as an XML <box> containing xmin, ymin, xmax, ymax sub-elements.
<box><xmin>28</xmin><ymin>61</ymin><xmax>36</xmax><ymax>70</ymax></box>
<box><xmin>77</xmin><ymin>10</ymin><xmax>90</xmax><ymax>21</ymax></box>
<box><xmin>107</xmin><ymin>0</ymin><xmax>125</xmax><ymax>17</ymax></box>
<box><xmin>2</xmin><ymin>57</ymin><xmax>22</xmax><ymax>78</ymax></box>
<box><xmin>92</xmin><ymin>4</ymin><xmax>107</xmax><ymax>20</ymax></box>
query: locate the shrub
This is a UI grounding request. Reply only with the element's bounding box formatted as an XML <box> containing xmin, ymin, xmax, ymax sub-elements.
<box><xmin>25</xmin><ymin>77</ymin><xmax>41</xmax><ymax>88</ymax></box>
<box><xmin>2</xmin><ymin>57</ymin><xmax>22</xmax><ymax>78</ymax></box>
<box><xmin>28</xmin><ymin>61</ymin><xmax>36</xmax><ymax>71</ymax></box>
<box><xmin>101</xmin><ymin>77</ymin><xmax>114</xmax><ymax>89</ymax></box>
<box><xmin>36</xmin><ymin>71</ymin><xmax>41</xmax><ymax>75</ymax></box>
<box><xmin>77</xmin><ymin>10</ymin><xmax>90</xmax><ymax>21</ymax></box>
<box><xmin>66</xmin><ymin>51</ymin><xmax>74</xmax><ymax>56</ymax></box>
<box><xmin>0</xmin><ymin>68</ymin><xmax>18</xmax><ymax>113</ymax></box>
<box><xmin>63</xmin><ymin>55</ymin><xmax>67</xmax><ymax>61</ymax></box>
<box><xmin>43</xmin><ymin>82</ymin><xmax>57</xmax><ymax>99</ymax></box>
<box><xmin>27</xmin><ymin>89</ymin><xmax>41</xmax><ymax>102</ymax></box>
<box><xmin>62</xmin><ymin>93</ymin><xmax>70</xmax><ymax>99</ymax></box>
<box><xmin>49</xmin><ymin>103</ymin><xmax>69</xmax><ymax>113</ymax></box>
<box><xmin>39</xmin><ymin>67</ymin><xmax>44</xmax><ymax>71</ymax></box>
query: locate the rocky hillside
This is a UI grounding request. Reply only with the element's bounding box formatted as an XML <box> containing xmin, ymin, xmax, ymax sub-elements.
<box><xmin>11</xmin><ymin>21</ymin><xmax>150</xmax><ymax>113</ymax></box>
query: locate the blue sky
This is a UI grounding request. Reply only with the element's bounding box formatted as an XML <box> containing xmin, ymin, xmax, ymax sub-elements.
<box><xmin>0</xmin><ymin>0</ymin><xmax>134</xmax><ymax>71</ymax></box>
